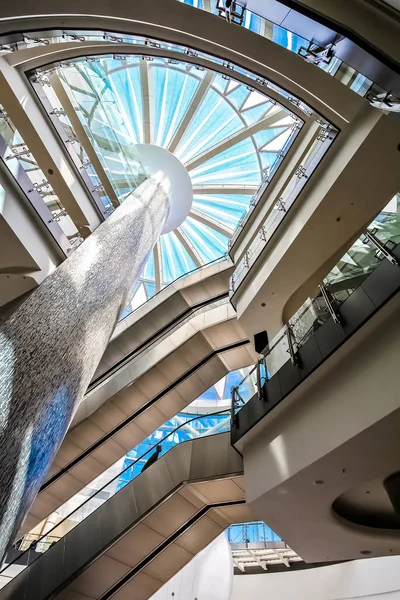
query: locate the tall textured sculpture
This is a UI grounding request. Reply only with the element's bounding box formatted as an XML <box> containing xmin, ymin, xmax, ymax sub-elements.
<box><xmin>0</xmin><ymin>175</ymin><xmax>173</xmax><ymax>562</ymax></box>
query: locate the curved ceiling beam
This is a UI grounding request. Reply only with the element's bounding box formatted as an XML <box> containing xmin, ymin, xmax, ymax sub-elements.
<box><xmin>10</xmin><ymin>42</ymin><xmax>308</xmax><ymax>122</ymax></box>
<box><xmin>189</xmin><ymin>208</ymin><xmax>234</xmax><ymax>237</ymax></box>
<box><xmin>167</xmin><ymin>70</ymin><xmax>213</xmax><ymax>153</ymax></box>
<box><xmin>139</xmin><ymin>58</ymin><xmax>153</xmax><ymax>144</ymax></box>
<box><xmin>0</xmin><ymin>0</ymin><xmax>364</xmax><ymax>126</ymax></box>
<box><xmin>192</xmin><ymin>184</ymin><xmax>258</xmax><ymax>195</ymax></box>
<box><xmin>48</xmin><ymin>70</ymin><xmax>120</xmax><ymax>208</ymax></box>
<box><xmin>185</xmin><ymin>108</ymin><xmax>287</xmax><ymax>171</ymax></box>
<box><xmin>174</xmin><ymin>228</ymin><xmax>202</xmax><ymax>267</ymax></box>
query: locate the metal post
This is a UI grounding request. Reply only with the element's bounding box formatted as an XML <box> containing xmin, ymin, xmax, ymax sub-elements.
<box><xmin>319</xmin><ymin>284</ymin><xmax>341</xmax><ymax>324</ymax></box>
<box><xmin>231</xmin><ymin>387</ymin><xmax>237</xmax><ymax>428</ymax></box>
<box><xmin>256</xmin><ymin>359</ymin><xmax>264</xmax><ymax>401</ymax></box>
<box><xmin>365</xmin><ymin>230</ymin><xmax>399</xmax><ymax>266</ymax></box>
<box><xmin>286</xmin><ymin>325</ymin><xmax>299</xmax><ymax>366</ymax></box>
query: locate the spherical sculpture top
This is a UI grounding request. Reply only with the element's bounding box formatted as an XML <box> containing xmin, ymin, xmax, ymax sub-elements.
<box><xmin>136</xmin><ymin>144</ymin><xmax>193</xmax><ymax>234</ymax></box>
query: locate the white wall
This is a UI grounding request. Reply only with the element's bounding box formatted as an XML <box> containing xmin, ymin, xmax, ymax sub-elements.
<box><xmin>149</xmin><ymin>534</ymin><xmax>233</xmax><ymax>600</ymax></box>
<box><xmin>231</xmin><ymin>556</ymin><xmax>400</xmax><ymax>600</ymax></box>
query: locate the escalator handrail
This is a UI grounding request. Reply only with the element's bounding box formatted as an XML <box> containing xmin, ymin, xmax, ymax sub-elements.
<box><xmin>89</xmin><ymin>292</ymin><xmax>229</xmax><ymax>391</ymax></box>
<box><xmin>118</xmin><ymin>254</ymin><xmax>229</xmax><ymax>326</ymax></box>
<box><xmin>3</xmin><ymin>409</ymin><xmax>231</xmax><ymax>573</ymax></box>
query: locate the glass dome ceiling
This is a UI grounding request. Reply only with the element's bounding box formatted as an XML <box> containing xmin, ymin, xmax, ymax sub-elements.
<box><xmin>51</xmin><ymin>56</ymin><xmax>298</xmax><ymax>314</ymax></box>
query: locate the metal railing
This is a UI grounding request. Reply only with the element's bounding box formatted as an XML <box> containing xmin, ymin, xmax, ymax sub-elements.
<box><xmin>0</xmin><ymin>410</ymin><xmax>231</xmax><ymax>585</ymax></box>
<box><xmin>231</xmin><ymin>208</ymin><xmax>400</xmax><ymax>425</ymax></box>
<box><xmin>227</xmin><ymin>521</ymin><xmax>281</xmax><ymax>545</ymax></box>
<box><xmin>119</xmin><ymin>253</ymin><xmax>230</xmax><ymax>322</ymax></box>
<box><xmin>178</xmin><ymin>0</ymin><xmax>400</xmax><ymax>109</ymax></box>
<box><xmin>230</xmin><ymin>123</ymin><xmax>338</xmax><ymax>295</ymax></box>
<box><xmin>227</xmin><ymin>128</ymin><xmax>299</xmax><ymax>250</ymax></box>
<box><xmin>9</xmin><ymin>29</ymin><xmax>316</xmax><ymax>119</ymax></box>
<box><xmin>0</xmin><ymin>106</ymin><xmax>82</xmax><ymax>256</ymax></box>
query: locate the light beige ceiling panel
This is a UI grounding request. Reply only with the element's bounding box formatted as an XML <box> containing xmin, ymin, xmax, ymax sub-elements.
<box><xmin>194</xmin><ymin>358</ymin><xmax>229</xmax><ymax>389</ymax></box>
<box><xmin>90</xmin><ymin>438</ymin><xmax>128</xmax><ymax>469</ymax></box>
<box><xmin>106</xmin><ymin>524</ymin><xmax>165</xmax><ymax>568</ymax></box>
<box><xmin>52</xmin><ymin>439</ymin><xmax>85</xmax><ymax>469</ymax></box>
<box><xmin>202</xmin><ymin>320</ymin><xmax>244</xmax><ymax>348</ymax></box>
<box><xmin>190</xmin><ymin>479</ymin><xmax>245</xmax><ymax>505</ymax></box>
<box><xmin>110</xmin><ymin>386</ymin><xmax>149</xmax><ymax>418</ymax></box>
<box><xmin>22</xmin><ymin>490</ymin><xmax>62</xmax><ymax>532</ymax></box>
<box><xmin>111</xmin><ymin>421</ymin><xmax>148</xmax><ymax>453</ymax></box>
<box><xmin>89</xmin><ymin>402</ymin><xmax>128</xmax><ymax>434</ymax></box>
<box><xmin>145</xmin><ymin>494</ymin><xmax>199</xmax><ymax>539</ymax></box>
<box><xmin>66</xmin><ymin>454</ymin><xmax>106</xmax><ymax>485</ymax></box>
<box><xmin>154</xmin><ymin>349</ymin><xmax>195</xmax><ymax>382</ymax></box>
<box><xmin>155</xmin><ymin>388</ymin><xmax>189</xmax><ymax>422</ymax></box>
<box><xmin>142</xmin><ymin>543</ymin><xmax>194</xmax><ymax>584</ymax></box>
<box><xmin>109</xmin><ymin>572</ymin><xmax>161</xmax><ymax>600</ymax></box>
<box><xmin>174</xmin><ymin>514</ymin><xmax>223</xmax><ymax>555</ymax></box>
<box><xmin>67</xmin><ymin>421</ymin><xmax>105</xmax><ymax>450</ymax></box>
<box><xmin>177</xmin><ymin>487</ymin><xmax>206</xmax><ymax>511</ymax></box>
<box><xmin>220</xmin><ymin>345</ymin><xmax>257</xmax><ymax>371</ymax></box>
<box><xmin>57</xmin><ymin>590</ymin><xmax>93</xmax><ymax>600</ymax></box>
<box><xmin>164</xmin><ymin>321</ymin><xmax>198</xmax><ymax>351</ymax></box>
<box><xmin>70</xmin><ymin>555</ymin><xmax>131</xmax><ymax>599</ymax></box>
<box><xmin>43</xmin><ymin>471</ymin><xmax>85</xmax><ymax>504</ymax></box>
<box><xmin>133</xmin><ymin>368</ymin><xmax>171</xmax><ymax>400</ymax></box>
<box><xmin>212</xmin><ymin>503</ymin><xmax>254</xmax><ymax>526</ymax></box>
<box><xmin>133</xmin><ymin>405</ymin><xmax>168</xmax><ymax>436</ymax></box>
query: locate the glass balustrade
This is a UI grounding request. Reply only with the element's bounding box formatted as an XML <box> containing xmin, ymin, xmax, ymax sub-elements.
<box><xmin>227</xmin><ymin>521</ymin><xmax>281</xmax><ymax>545</ymax></box>
<box><xmin>177</xmin><ymin>0</ymin><xmax>395</xmax><ymax>105</ymax></box>
<box><xmin>230</xmin><ymin>124</ymin><xmax>338</xmax><ymax>295</ymax></box>
<box><xmin>38</xmin><ymin>84</ymin><xmax>115</xmax><ymax>214</ymax></box>
<box><xmin>0</xmin><ymin>106</ymin><xmax>82</xmax><ymax>252</ymax></box>
<box><xmin>13</xmin><ymin>29</ymin><xmax>315</xmax><ymax>121</ymax></box>
<box><xmin>231</xmin><ymin>194</ymin><xmax>400</xmax><ymax>416</ymax></box>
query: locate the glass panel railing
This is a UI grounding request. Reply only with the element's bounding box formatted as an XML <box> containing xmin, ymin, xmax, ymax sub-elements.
<box><xmin>177</xmin><ymin>0</ymin><xmax>399</xmax><ymax>106</ymax></box>
<box><xmin>0</xmin><ymin>107</ymin><xmax>82</xmax><ymax>253</ymax></box>
<box><xmin>227</xmin><ymin>521</ymin><xmax>281</xmax><ymax>544</ymax></box>
<box><xmin>231</xmin><ymin>194</ymin><xmax>400</xmax><ymax>419</ymax></box>
<box><xmin>2</xmin><ymin>23</ymin><xmax>397</xmax><ymax>110</ymax></box>
<box><xmin>230</xmin><ymin>124</ymin><xmax>337</xmax><ymax>295</ymax></box>
<box><xmin>231</xmin><ymin>364</ymin><xmax>258</xmax><ymax>423</ymax></box>
<box><xmin>289</xmin><ymin>291</ymin><xmax>329</xmax><ymax>348</ymax></box>
<box><xmin>21</xmin><ymin>29</ymin><xmax>314</xmax><ymax>121</ymax></box>
<box><xmin>119</xmin><ymin>253</ymin><xmax>229</xmax><ymax>323</ymax></box>
<box><xmin>0</xmin><ymin>411</ymin><xmax>230</xmax><ymax>587</ymax></box>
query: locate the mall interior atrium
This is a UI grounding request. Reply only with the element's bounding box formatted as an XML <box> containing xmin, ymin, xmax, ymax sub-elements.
<box><xmin>0</xmin><ymin>0</ymin><xmax>400</xmax><ymax>598</ymax></box>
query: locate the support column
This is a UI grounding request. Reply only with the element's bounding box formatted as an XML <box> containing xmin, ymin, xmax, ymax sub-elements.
<box><xmin>0</xmin><ymin>175</ymin><xmax>170</xmax><ymax>562</ymax></box>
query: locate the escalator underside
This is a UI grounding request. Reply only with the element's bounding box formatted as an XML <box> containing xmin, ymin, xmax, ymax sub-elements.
<box><xmin>3</xmin><ymin>433</ymin><xmax>252</xmax><ymax>600</ymax></box>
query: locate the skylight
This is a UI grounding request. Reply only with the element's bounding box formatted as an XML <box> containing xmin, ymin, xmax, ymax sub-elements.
<box><xmin>52</xmin><ymin>56</ymin><xmax>298</xmax><ymax>313</ymax></box>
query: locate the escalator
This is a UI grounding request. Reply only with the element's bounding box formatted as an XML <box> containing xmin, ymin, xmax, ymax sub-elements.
<box><xmin>89</xmin><ymin>263</ymin><xmax>233</xmax><ymax>398</ymax></box>
<box><xmin>0</xmin><ymin>432</ymin><xmax>251</xmax><ymax>600</ymax></box>
<box><xmin>23</xmin><ymin>310</ymin><xmax>253</xmax><ymax>535</ymax></box>
<box><xmin>21</xmin><ymin>261</ymin><xmax>256</xmax><ymax>536</ymax></box>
